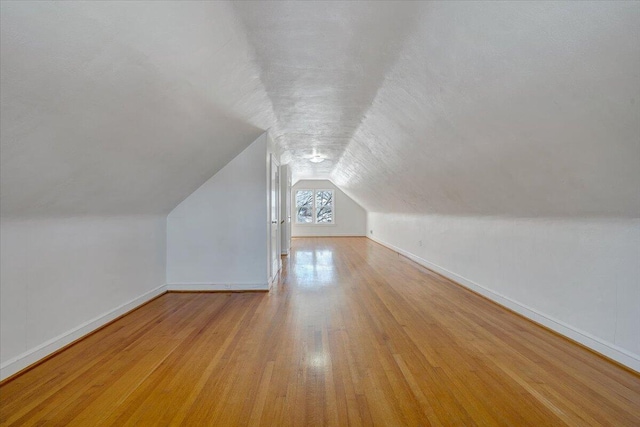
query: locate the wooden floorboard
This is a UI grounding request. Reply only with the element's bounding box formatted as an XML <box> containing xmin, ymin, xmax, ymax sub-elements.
<box><xmin>1</xmin><ymin>237</ymin><xmax>638</xmax><ymax>426</ymax></box>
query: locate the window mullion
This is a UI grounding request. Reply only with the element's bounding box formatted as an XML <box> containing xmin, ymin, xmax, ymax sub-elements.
<box><xmin>313</xmin><ymin>190</ymin><xmax>317</xmax><ymax>223</ymax></box>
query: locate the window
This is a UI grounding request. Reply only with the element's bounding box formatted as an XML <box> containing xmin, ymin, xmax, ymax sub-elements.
<box><xmin>295</xmin><ymin>189</ymin><xmax>334</xmax><ymax>224</ymax></box>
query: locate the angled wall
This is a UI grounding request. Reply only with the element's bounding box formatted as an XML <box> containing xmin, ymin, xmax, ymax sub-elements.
<box><xmin>0</xmin><ymin>1</ymin><xmax>275</xmax><ymax>381</ymax></box>
<box><xmin>0</xmin><ymin>1</ymin><xmax>272</xmax><ymax>219</ymax></box>
<box><xmin>167</xmin><ymin>133</ymin><xmax>270</xmax><ymax>290</ymax></box>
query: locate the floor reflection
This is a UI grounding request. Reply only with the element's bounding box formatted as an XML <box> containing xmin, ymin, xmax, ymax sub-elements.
<box><xmin>291</xmin><ymin>248</ymin><xmax>336</xmax><ymax>287</ymax></box>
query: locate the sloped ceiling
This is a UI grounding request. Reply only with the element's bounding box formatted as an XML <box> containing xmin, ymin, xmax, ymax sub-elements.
<box><xmin>0</xmin><ymin>1</ymin><xmax>274</xmax><ymax>217</ymax></box>
<box><xmin>234</xmin><ymin>1</ymin><xmax>640</xmax><ymax>217</ymax></box>
<box><xmin>2</xmin><ymin>1</ymin><xmax>639</xmax><ymax>218</ymax></box>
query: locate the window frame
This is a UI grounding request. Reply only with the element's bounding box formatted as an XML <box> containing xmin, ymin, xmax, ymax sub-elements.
<box><xmin>294</xmin><ymin>189</ymin><xmax>335</xmax><ymax>226</ymax></box>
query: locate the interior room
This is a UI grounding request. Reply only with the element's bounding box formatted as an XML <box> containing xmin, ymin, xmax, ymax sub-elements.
<box><xmin>1</xmin><ymin>1</ymin><xmax>638</xmax><ymax>425</ymax></box>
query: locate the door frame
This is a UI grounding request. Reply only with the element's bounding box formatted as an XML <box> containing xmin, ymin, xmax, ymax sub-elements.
<box><xmin>269</xmin><ymin>154</ymin><xmax>281</xmax><ymax>283</ymax></box>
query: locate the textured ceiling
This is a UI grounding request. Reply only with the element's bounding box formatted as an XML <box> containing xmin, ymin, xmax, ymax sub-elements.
<box><xmin>2</xmin><ymin>1</ymin><xmax>639</xmax><ymax>218</ymax></box>
<box><xmin>0</xmin><ymin>1</ymin><xmax>274</xmax><ymax>217</ymax></box>
<box><xmin>232</xmin><ymin>1</ymin><xmax>422</xmax><ymax>181</ymax></box>
<box><xmin>236</xmin><ymin>1</ymin><xmax>640</xmax><ymax>217</ymax></box>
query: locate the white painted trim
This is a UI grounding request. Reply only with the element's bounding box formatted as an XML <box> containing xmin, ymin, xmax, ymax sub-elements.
<box><xmin>268</xmin><ymin>273</ymin><xmax>278</xmax><ymax>288</ymax></box>
<box><xmin>0</xmin><ymin>280</ymin><xmax>273</xmax><ymax>381</ymax></box>
<box><xmin>294</xmin><ymin>188</ymin><xmax>336</xmax><ymax>226</ymax></box>
<box><xmin>0</xmin><ymin>284</ymin><xmax>167</xmax><ymax>381</ymax></box>
<box><xmin>290</xmin><ymin>179</ymin><xmax>367</xmax><ymax>212</ymax></box>
<box><xmin>368</xmin><ymin>235</ymin><xmax>640</xmax><ymax>373</ymax></box>
<box><xmin>166</xmin><ymin>283</ymin><xmax>269</xmax><ymax>292</ymax></box>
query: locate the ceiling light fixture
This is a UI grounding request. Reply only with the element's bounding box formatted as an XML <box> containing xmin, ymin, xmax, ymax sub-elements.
<box><xmin>309</xmin><ymin>154</ymin><xmax>325</xmax><ymax>163</ymax></box>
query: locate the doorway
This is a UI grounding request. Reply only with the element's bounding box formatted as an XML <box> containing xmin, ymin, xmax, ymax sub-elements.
<box><xmin>269</xmin><ymin>154</ymin><xmax>281</xmax><ymax>282</ymax></box>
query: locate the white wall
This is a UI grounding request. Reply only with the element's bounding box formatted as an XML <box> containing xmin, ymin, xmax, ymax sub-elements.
<box><xmin>368</xmin><ymin>213</ymin><xmax>640</xmax><ymax>371</ymax></box>
<box><xmin>0</xmin><ymin>215</ymin><xmax>166</xmax><ymax>380</ymax></box>
<box><xmin>292</xmin><ymin>180</ymin><xmax>366</xmax><ymax>237</ymax></box>
<box><xmin>167</xmin><ymin>133</ymin><xmax>269</xmax><ymax>290</ymax></box>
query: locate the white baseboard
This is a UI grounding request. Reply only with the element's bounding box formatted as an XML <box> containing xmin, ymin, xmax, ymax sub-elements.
<box><xmin>0</xmin><ymin>284</ymin><xmax>167</xmax><ymax>381</ymax></box>
<box><xmin>166</xmin><ymin>283</ymin><xmax>269</xmax><ymax>292</ymax></box>
<box><xmin>0</xmin><ymin>281</ymin><xmax>271</xmax><ymax>382</ymax></box>
<box><xmin>368</xmin><ymin>235</ymin><xmax>640</xmax><ymax>373</ymax></box>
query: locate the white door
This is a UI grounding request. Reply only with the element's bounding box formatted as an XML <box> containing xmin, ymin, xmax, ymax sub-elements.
<box><xmin>270</xmin><ymin>154</ymin><xmax>280</xmax><ymax>280</ymax></box>
<box><xmin>285</xmin><ymin>168</ymin><xmax>291</xmax><ymax>250</ymax></box>
<box><xmin>280</xmin><ymin>164</ymin><xmax>292</xmax><ymax>255</ymax></box>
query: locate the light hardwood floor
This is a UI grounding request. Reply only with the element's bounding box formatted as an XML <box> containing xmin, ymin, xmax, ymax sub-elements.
<box><xmin>1</xmin><ymin>237</ymin><xmax>639</xmax><ymax>426</ymax></box>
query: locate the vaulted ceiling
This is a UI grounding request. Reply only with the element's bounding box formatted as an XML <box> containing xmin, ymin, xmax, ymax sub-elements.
<box><xmin>1</xmin><ymin>2</ymin><xmax>272</xmax><ymax>217</ymax></box>
<box><xmin>1</xmin><ymin>1</ymin><xmax>638</xmax><ymax>218</ymax></box>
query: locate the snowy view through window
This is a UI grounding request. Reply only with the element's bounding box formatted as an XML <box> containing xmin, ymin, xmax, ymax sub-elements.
<box><xmin>296</xmin><ymin>189</ymin><xmax>333</xmax><ymax>224</ymax></box>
